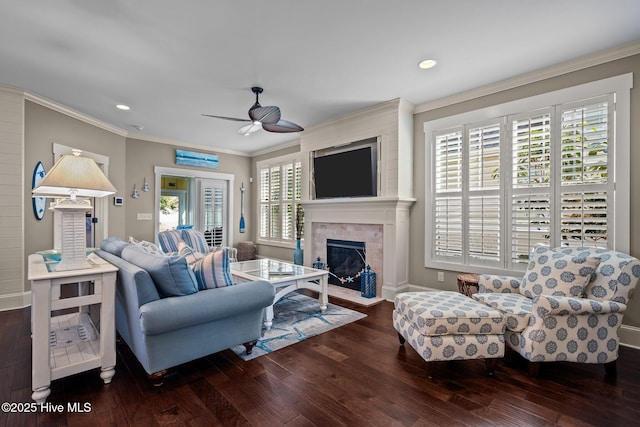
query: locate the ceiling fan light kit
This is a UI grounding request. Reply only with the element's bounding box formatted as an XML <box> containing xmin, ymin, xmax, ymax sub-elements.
<box><xmin>203</xmin><ymin>87</ymin><xmax>303</xmax><ymax>135</ymax></box>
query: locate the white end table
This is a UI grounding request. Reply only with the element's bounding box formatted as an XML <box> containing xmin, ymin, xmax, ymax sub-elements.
<box><xmin>28</xmin><ymin>253</ymin><xmax>118</xmax><ymax>403</ymax></box>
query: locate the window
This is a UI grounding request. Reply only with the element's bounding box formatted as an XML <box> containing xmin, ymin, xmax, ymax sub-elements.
<box><xmin>257</xmin><ymin>154</ymin><xmax>303</xmax><ymax>246</ymax></box>
<box><xmin>425</xmin><ymin>74</ymin><xmax>631</xmax><ymax>275</ymax></box>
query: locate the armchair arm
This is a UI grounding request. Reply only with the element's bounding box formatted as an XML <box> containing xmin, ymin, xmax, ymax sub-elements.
<box><xmin>533</xmin><ymin>295</ymin><xmax>627</xmax><ymax>316</ymax></box>
<box><xmin>139</xmin><ymin>280</ymin><xmax>275</xmax><ymax>336</ymax></box>
<box><xmin>478</xmin><ymin>274</ymin><xmax>521</xmax><ymax>294</ymax></box>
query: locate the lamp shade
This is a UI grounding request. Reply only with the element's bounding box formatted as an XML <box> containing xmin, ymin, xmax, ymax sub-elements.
<box><xmin>32</xmin><ymin>151</ymin><xmax>117</xmax><ymax>198</ymax></box>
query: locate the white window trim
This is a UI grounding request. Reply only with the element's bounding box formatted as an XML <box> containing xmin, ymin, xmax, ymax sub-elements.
<box><xmin>154</xmin><ymin>166</ymin><xmax>235</xmax><ymax>248</ymax></box>
<box><xmin>424</xmin><ymin>73</ymin><xmax>632</xmax><ymax>276</ymax></box>
<box><xmin>256</xmin><ymin>152</ymin><xmax>303</xmax><ymax>248</ymax></box>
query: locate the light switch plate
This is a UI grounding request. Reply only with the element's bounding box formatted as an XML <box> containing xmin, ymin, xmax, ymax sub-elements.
<box><xmin>137</xmin><ymin>213</ymin><xmax>153</xmax><ymax>221</ymax></box>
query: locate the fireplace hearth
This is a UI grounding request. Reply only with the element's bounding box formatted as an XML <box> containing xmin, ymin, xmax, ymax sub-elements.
<box><xmin>326</xmin><ymin>239</ymin><xmax>365</xmax><ymax>291</ymax></box>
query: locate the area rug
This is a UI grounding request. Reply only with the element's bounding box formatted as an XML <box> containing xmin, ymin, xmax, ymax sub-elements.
<box><xmin>232</xmin><ymin>292</ymin><xmax>366</xmax><ymax>361</ymax></box>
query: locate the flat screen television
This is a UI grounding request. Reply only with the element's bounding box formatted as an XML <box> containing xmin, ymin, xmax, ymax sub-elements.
<box><xmin>313</xmin><ymin>146</ymin><xmax>377</xmax><ymax>199</ymax></box>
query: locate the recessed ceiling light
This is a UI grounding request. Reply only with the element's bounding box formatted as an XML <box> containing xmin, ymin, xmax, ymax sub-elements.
<box><xmin>116</xmin><ymin>104</ymin><xmax>130</xmax><ymax>111</ymax></box>
<box><xmin>418</xmin><ymin>59</ymin><xmax>437</xmax><ymax>69</ymax></box>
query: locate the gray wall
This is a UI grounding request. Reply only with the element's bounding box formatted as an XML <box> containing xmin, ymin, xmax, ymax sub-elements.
<box><xmin>124</xmin><ymin>138</ymin><xmax>252</xmax><ymax>245</ymax></box>
<box><xmin>409</xmin><ymin>54</ymin><xmax>640</xmax><ymax>327</ymax></box>
<box><xmin>24</xmin><ymin>101</ymin><xmax>127</xmax><ymax>292</ymax></box>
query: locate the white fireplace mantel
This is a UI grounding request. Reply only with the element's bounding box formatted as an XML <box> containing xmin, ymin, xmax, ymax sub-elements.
<box><xmin>301</xmin><ymin>197</ymin><xmax>415</xmax><ymax>300</ymax></box>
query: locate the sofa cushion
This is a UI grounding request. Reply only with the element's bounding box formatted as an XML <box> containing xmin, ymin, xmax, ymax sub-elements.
<box><xmin>129</xmin><ymin>236</ymin><xmax>164</xmax><ymax>255</ymax></box>
<box><xmin>181</xmin><ymin>229</ymin><xmax>210</xmax><ymax>254</ymax></box>
<box><xmin>394</xmin><ymin>291</ymin><xmax>505</xmax><ymax>336</ymax></box>
<box><xmin>100</xmin><ymin>236</ymin><xmax>130</xmax><ymax>257</ymax></box>
<box><xmin>157</xmin><ymin>230</ymin><xmax>183</xmax><ymax>254</ymax></box>
<box><xmin>121</xmin><ymin>246</ymin><xmax>198</xmax><ymax>297</ymax></box>
<box><xmin>520</xmin><ymin>246</ymin><xmax>601</xmax><ymax>299</ymax></box>
<box><xmin>473</xmin><ymin>292</ymin><xmax>532</xmax><ymax>332</ymax></box>
<box><xmin>191</xmin><ymin>248</ymin><xmax>234</xmax><ymax>290</ymax></box>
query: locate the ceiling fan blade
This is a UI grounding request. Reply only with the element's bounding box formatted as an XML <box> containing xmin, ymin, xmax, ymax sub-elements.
<box><xmin>202</xmin><ymin>114</ymin><xmax>250</xmax><ymax>122</ymax></box>
<box><xmin>238</xmin><ymin>122</ymin><xmax>263</xmax><ymax>136</ymax></box>
<box><xmin>262</xmin><ymin>120</ymin><xmax>304</xmax><ymax>133</ymax></box>
<box><xmin>248</xmin><ymin>105</ymin><xmax>281</xmax><ymax>124</ymax></box>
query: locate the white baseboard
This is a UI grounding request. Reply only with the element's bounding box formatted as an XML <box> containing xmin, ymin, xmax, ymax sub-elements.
<box><xmin>619</xmin><ymin>325</ymin><xmax>640</xmax><ymax>350</ymax></box>
<box><xmin>0</xmin><ymin>291</ymin><xmax>31</xmax><ymax>312</ymax></box>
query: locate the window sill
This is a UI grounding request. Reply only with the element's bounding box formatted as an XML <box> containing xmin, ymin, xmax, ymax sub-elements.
<box><xmin>256</xmin><ymin>239</ymin><xmax>300</xmax><ymax>250</ymax></box>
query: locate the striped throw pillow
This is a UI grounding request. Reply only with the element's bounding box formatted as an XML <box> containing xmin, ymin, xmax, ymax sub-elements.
<box><xmin>181</xmin><ymin>229</ymin><xmax>210</xmax><ymax>254</ymax></box>
<box><xmin>157</xmin><ymin>230</ymin><xmax>183</xmax><ymax>254</ymax></box>
<box><xmin>191</xmin><ymin>248</ymin><xmax>234</xmax><ymax>290</ymax></box>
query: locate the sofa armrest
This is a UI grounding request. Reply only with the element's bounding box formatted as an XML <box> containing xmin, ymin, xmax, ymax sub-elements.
<box><xmin>478</xmin><ymin>274</ymin><xmax>521</xmax><ymax>293</ymax></box>
<box><xmin>139</xmin><ymin>280</ymin><xmax>275</xmax><ymax>336</ymax></box>
<box><xmin>533</xmin><ymin>295</ymin><xmax>627</xmax><ymax>316</ymax></box>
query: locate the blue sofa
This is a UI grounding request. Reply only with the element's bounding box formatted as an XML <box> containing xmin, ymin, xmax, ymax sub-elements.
<box><xmin>96</xmin><ymin>237</ymin><xmax>274</xmax><ymax>378</ymax></box>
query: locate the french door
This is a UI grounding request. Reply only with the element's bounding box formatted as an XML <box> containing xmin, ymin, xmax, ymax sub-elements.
<box><xmin>197</xmin><ymin>178</ymin><xmax>228</xmax><ymax>247</ymax></box>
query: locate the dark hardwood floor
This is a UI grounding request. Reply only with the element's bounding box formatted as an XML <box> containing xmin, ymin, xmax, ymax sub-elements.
<box><xmin>2</xmin><ymin>292</ymin><xmax>640</xmax><ymax>426</ymax></box>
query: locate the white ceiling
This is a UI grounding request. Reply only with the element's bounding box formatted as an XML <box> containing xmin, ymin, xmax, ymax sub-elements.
<box><xmin>1</xmin><ymin>1</ymin><xmax>639</xmax><ymax>155</ymax></box>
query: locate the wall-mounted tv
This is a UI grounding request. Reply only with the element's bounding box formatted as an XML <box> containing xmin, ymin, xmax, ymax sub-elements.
<box><xmin>313</xmin><ymin>142</ymin><xmax>377</xmax><ymax>199</ymax></box>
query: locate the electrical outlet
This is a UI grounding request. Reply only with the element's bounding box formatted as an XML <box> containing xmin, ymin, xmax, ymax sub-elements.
<box><xmin>437</xmin><ymin>271</ymin><xmax>444</xmax><ymax>282</ymax></box>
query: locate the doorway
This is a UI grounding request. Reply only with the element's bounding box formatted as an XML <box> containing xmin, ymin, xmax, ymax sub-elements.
<box><xmin>154</xmin><ymin>166</ymin><xmax>235</xmax><ymax>248</ymax></box>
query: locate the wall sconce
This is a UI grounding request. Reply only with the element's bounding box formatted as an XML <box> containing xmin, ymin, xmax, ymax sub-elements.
<box><xmin>142</xmin><ymin>177</ymin><xmax>149</xmax><ymax>192</ymax></box>
<box><xmin>132</xmin><ymin>184</ymin><xmax>140</xmax><ymax>199</ymax></box>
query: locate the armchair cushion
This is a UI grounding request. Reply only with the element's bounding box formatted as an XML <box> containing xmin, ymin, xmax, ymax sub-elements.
<box><xmin>473</xmin><ymin>293</ymin><xmax>532</xmax><ymax>332</ymax></box>
<box><xmin>520</xmin><ymin>246</ymin><xmax>601</xmax><ymax>299</ymax></box>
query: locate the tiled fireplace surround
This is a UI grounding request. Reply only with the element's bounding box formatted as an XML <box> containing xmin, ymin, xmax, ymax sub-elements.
<box><xmin>301</xmin><ymin>198</ymin><xmax>414</xmax><ymax>300</ymax></box>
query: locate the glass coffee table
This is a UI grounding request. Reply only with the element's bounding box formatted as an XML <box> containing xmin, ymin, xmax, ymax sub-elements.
<box><xmin>230</xmin><ymin>258</ymin><xmax>328</xmax><ymax>329</ymax></box>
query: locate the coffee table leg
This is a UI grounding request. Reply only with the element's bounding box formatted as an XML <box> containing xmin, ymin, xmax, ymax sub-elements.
<box><xmin>264</xmin><ymin>305</ymin><xmax>274</xmax><ymax>330</ymax></box>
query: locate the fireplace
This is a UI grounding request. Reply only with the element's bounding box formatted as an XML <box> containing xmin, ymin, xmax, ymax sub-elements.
<box><xmin>302</xmin><ymin>198</ymin><xmax>414</xmax><ymax>300</ymax></box>
<box><xmin>326</xmin><ymin>239</ymin><xmax>366</xmax><ymax>291</ymax></box>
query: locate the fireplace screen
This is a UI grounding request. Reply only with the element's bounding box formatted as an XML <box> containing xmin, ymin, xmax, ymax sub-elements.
<box><xmin>326</xmin><ymin>239</ymin><xmax>365</xmax><ymax>291</ymax></box>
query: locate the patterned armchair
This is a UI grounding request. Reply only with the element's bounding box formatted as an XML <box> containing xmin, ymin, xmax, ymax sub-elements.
<box><xmin>473</xmin><ymin>246</ymin><xmax>640</xmax><ymax>376</ymax></box>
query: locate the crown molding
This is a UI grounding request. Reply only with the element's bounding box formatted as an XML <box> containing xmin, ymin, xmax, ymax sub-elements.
<box><xmin>126</xmin><ymin>133</ymin><xmax>250</xmax><ymax>157</ymax></box>
<box><xmin>23</xmin><ymin>90</ymin><xmax>128</xmax><ymax>137</ymax></box>
<box><xmin>415</xmin><ymin>40</ymin><xmax>640</xmax><ymax>114</ymax></box>
<box><xmin>247</xmin><ymin>138</ymin><xmax>301</xmax><ymax>157</ymax></box>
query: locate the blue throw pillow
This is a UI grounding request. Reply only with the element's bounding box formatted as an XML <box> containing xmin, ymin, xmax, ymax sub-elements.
<box><xmin>100</xmin><ymin>237</ymin><xmax>130</xmax><ymax>257</ymax></box>
<box><xmin>121</xmin><ymin>246</ymin><xmax>198</xmax><ymax>297</ymax></box>
<box><xmin>191</xmin><ymin>248</ymin><xmax>234</xmax><ymax>290</ymax></box>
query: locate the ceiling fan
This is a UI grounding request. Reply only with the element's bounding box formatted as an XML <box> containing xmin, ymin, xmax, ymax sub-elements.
<box><xmin>203</xmin><ymin>87</ymin><xmax>304</xmax><ymax>135</ymax></box>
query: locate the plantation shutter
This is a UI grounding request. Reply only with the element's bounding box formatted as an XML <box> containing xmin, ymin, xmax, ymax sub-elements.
<box><xmin>433</xmin><ymin>130</ymin><xmax>463</xmax><ymax>258</ymax></box>
<box><xmin>468</xmin><ymin>123</ymin><xmax>501</xmax><ymax>263</ymax></box>
<box><xmin>510</xmin><ymin>111</ymin><xmax>552</xmax><ymax>265</ymax></box>
<box><xmin>259</xmin><ymin>167</ymin><xmax>270</xmax><ymax>239</ymax></box>
<box><xmin>198</xmin><ymin>179</ymin><xmax>227</xmax><ymax>247</ymax></box>
<box><xmin>258</xmin><ymin>159</ymin><xmax>303</xmax><ymax>244</ymax></box>
<box><xmin>557</xmin><ymin>97</ymin><xmax>610</xmax><ymax>247</ymax></box>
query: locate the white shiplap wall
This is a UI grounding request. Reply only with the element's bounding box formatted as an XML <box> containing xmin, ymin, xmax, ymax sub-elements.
<box><xmin>0</xmin><ymin>87</ymin><xmax>25</xmax><ymax>310</ymax></box>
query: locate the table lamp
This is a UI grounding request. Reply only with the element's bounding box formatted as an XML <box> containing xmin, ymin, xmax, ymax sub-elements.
<box><xmin>32</xmin><ymin>149</ymin><xmax>117</xmax><ymax>271</ymax></box>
